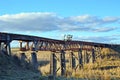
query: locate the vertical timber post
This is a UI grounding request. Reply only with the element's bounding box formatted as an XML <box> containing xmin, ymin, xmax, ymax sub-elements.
<box><xmin>91</xmin><ymin>48</ymin><xmax>95</xmax><ymax>63</ymax></box>
<box><xmin>84</xmin><ymin>50</ymin><xmax>89</xmax><ymax>64</ymax></box>
<box><xmin>26</xmin><ymin>42</ymin><xmax>29</xmax><ymax>50</ymax></box>
<box><xmin>0</xmin><ymin>42</ymin><xmax>1</xmax><ymax>52</ymax></box>
<box><xmin>33</xmin><ymin>41</ymin><xmax>38</xmax><ymax>51</ymax></box>
<box><xmin>78</xmin><ymin>49</ymin><xmax>83</xmax><ymax>68</ymax></box>
<box><xmin>69</xmin><ymin>52</ymin><xmax>76</xmax><ymax>69</ymax></box>
<box><xmin>19</xmin><ymin>41</ymin><xmax>22</xmax><ymax>50</ymax></box>
<box><xmin>20</xmin><ymin>53</ymin><xmax>27</xmax><ymax>67</ymax></box>
<box><xmin>6</xmin><ymin>42</ymin><xmax>11</xmax><ymax>55</ymax></box>
<box><xmin>83</xmin><ymin>50</ymin><xmax>86</xmax><ymax>64</ymax></box>
<box><xmin>31</xmin><ymin>52</ymin><xmax>38</xmax><ymax>69</ymax></box>
<box><xmin>1</xmin><ymin>42</ymin><xmax>6</xmax><ymax>54</ymax></box>
<box><xmin>6</xmin><ymin>35</ymin><xmax>11</xmax><ymax>55</ymax></box>
<box><xmin>50</xmin><ymin>53</ymin><xmax>56</xmax><ymax>80</ymax></box>
<box><xmin>20</xmin><ymin>53</ymin><xmax>26</xmax><ymax>61</ymax></box>
<box><xmin>98</xmin><ymin>47</ymin><xmax>102</xmax><ymax>60</ymax></box>
<box><xmin>0</xmin><ymin>42</ymin><xmax>3</xmax><ymax>54</ymax></box>
<box><xmin>85</xmin><ymin>50</ymin><xmax>89</xmax><ymax>63</ymax></box>
<box><xmin>60</xmin><ymin>50</ymin><xmax>66</xmax><ymax>76</ymax></box>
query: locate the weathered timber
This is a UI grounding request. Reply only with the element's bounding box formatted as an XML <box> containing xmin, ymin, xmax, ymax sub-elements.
<box><xmin>26</xmin><ymin>42</ymin><xmax>29</xmax><ymax>50</ymax></box>
<box><xmin>6</xmin><ymin>42</ymin><xmax>11</xmax><ymax>55</ymax></box>
<box><xmin>20</xmin><ymin>53</ymin><xmax>26</xmax><ymax>61</ymax></box>
<box><xmin>69</xmin><ymin>52</ymin><xmax>76</xmax><ymax>69</ymax></box>
<box><xmin>6</xmin><ymin>35</ymin><xmax>11</xmax><ymax>55</ymax></box>
<box><xmin>0</xmin><ymin>32</ymin><xmax>116</xmax><ymax>52</ymax></box>
<box><xmin>31</xmin><ymin>52</ymin><xmax>38</xmax><ymax>69</ymax></box>
<box><xmin>85</xmin><ymin>50</ymin><xmax>89</xmax><ymax>63</ymax></box>
<box><xmin>91</xmin><ymin>49</ymin><xmax>95</xmax><ymax>63</ymax></box>
<box><xmin>78</xmin><ymin>49</ymin><xmax>83</xmax><ymax>68</ymax></box>
<box><xmin>60</xmin><ymin>50</ymin><xmax>66</xmax><ymax>76</ymax></box>
<box><xmin>50</xmin><ymin>53</ymin><xmax>57</xmax><ymax>80</ymax></box>
<box><xmin>20</xmin><ymin>53</ymin><xmax>27</xmax><ymax>67</ymax></box>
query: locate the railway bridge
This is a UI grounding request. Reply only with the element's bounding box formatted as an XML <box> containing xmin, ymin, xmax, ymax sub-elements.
<box><xmin>0</xmin><ymin>32</ymin><xmax>112</xmax><ymax>53</ymax></box>
<box><xmin>0</xmin><ymin>32</ymin><xmax>119</xmax><ymax>77</ymax></box>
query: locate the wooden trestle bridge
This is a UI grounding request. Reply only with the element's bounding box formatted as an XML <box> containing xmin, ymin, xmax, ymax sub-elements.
<box><xmin>0</xmin><ymin>32</ymin><xmax>119</xmax><ymax>77</ymax></box>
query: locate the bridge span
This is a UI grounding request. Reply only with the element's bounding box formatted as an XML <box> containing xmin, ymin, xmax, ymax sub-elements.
<box><xmin>0</xmin><ymin>32</ymin><xmax>119</xmax><ymax>77</ymax></box>
<box><xmin>0</xmin><ymin>32</ymin><xmax>115</xmax><ymax>52</ymax></box>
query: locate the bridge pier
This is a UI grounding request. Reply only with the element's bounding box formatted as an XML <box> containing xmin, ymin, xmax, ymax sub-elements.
<box><xmin>33</xmin><ymin>41</ymin><xmax>38</xmax><ymax>51</ymax></box>
<box><xmin>60</xmin><ymin>50</ymin><xmax>66</xmax><ymax>76</ymax></box>
<box><xmin>0</xmin><ymin>42</ymin><xmax>11</xmax><ymax>55</ymax></box>
<box><xmin>26</xmin><ymin>42</ymin><xmax>29</xmax><ymax>50</ymax></box>
<box><xmin>20</xmin><ymin>53</ymin><xmax>26</xmax><ymax>61</ymax></box>
<box><xmin>31</xmin><ymin>52</ymin><xmax>38</xmax><ymax>69</ymax></box>
<box><xmin>0</xmin><ymin>42</ymin><xmax>1</xmax><ymax>52</ymax></box>
<box><xmin>19</xmin><ymin>41</ymin><xmax>22</xmax><ymax>50</ymax></box>
<box><xmin>69</xmin><ymin>52</ymin><xmax>76</xmax><ymax>69</ymax></box>
<box><xmin>85</xmin><ymin>50</ymin><xmax>89</xmax><ymax>63</ymax></box>
<box><xmin>0</xmin><ymin>42</ymin><xmax>3</xmax><ymax>54</ymax></box>
<box><xmin>78</xmin><ymin>49</ymin><xmax>83</xmax><ymax>69</ymax></box>
<box><xmin>2</xmin><ymin>35</ymin><xmax>12</xmax><ymax>55</ymax></box>
<box><xmin>83</xmin><ymin>50</ymin><xmax>89</xmax><ymax>64</ymax></box>
<box><xmin>83</xmin><ymin>50</ymin><xmax>86</xmax><ymax>64</ymax></box>
<box><xmin>98</xmin><ymin>47</ymin><xmax>102</xmax><ymax>60</ymax></box>
<box><xmin>50</xmin><ymin>52</ymin><xmax>57</xmax><ymax>80</ymax></box>
<box><xmin>20</xmin><ymin>53</ymin><xmax>27</xmax><ymax>67</ymax></box>
<box><xmin>91</xmin><ymin>49</ymin><xmax>95</xmax><ymax>63</ymax></box>
<box><xmin>6</xmin><ymin>41</ymin><xmax>11</xmax><ymax>55</ymax></box>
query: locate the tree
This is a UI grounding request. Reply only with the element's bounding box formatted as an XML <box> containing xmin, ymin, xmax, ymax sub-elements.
<box><xmin>64</xmin><ymin>34</ymin><xmax>73</xmax><ymax>41</ymax></box>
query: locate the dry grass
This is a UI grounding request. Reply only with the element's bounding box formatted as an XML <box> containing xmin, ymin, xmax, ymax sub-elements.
<box><xmin>11</xmin><ymin>47</ymin><xmax>120</xmax><ymax>80</ymax></box>
<box><xmin>71</xmin><ymin>60</ymin><xmax>120</xmax><ymax>80</ymax></box>
<box><xmin>0</xmin><ymin>53</ymin><xmax>41</xmax><ymax>80</ymax></box>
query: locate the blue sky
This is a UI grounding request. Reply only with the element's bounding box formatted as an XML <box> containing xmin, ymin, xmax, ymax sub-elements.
<box><xmin>0</xmin><ymin>0</ymin><xmax>120</xmax><ymax>44</ymax></box>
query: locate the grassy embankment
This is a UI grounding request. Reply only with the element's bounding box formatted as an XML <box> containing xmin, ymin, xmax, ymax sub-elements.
<box><xmin>0</xmin><ymin>49</ymin><xmax>83</xmax><ymax>80</ymax></box>
<box><xmin>0</xmin><ymin>53</ymin><xmax>41</xmax><ymax>80</ymax></box>
<box><xmin>37</xmin><ymin>47</ymin><xmax>120</xmax><ymax>80</ymax></box>
<box><xmin>2</xmin><ymin>47</ymin><xmax>120</xmax><ymax>80</ymax></box>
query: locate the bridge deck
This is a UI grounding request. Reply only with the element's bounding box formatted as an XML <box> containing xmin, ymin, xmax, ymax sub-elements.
<box><xmin>0</xmin><ymin>32</ymin><xmax>115</xmax><ymax>46</ymax></box>
<box><xmin>0</xmin><ymin>32</ymin><xmax>119</xmax><ymax>52</ymax></box>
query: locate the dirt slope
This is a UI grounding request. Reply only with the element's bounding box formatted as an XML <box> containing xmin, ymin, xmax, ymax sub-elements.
<box><xmin>0</xmin><ymin>53</ymin><xmax>41</xmax><ymax>80</ymax></box>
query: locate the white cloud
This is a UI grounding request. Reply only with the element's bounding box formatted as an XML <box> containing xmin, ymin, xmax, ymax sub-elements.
<box><xmin>69</xmin><ymin>15</ymin><xmax>99</xmax><ymax>23</ymax></box>
<box><xmin>93</xmin><ymin>27</ymin><xmax>117</xmax><ymax>32</ymax></box>
<box><xmin>70</xmin><ymin>15</ymin><xmax>119</xmax><ymax>24</ymax></box>
<box><xmin>103</xmin><ymin>17</ymin><xmax>120</xmax><ymax>23</ymax></box>
<box><xmin>0</xmin><ymin>12</ymin><xmax>119</xmax><ymax>33</ymax></box>
<box><xmin>0</xmin><ymin>12</ymin><xmax>60</xmax><ymax>32</ymax></box>
<box><xmin>75</xmin><ymin>36</ymin><xmax>118</xmax><ymax>44</ymax></box>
